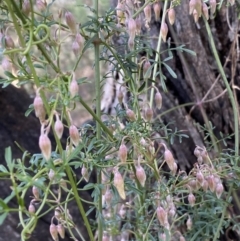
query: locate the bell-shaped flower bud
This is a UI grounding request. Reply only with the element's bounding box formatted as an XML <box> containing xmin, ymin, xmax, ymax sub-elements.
<box><xmin>119</xmin><ymin>204</ymin><xmax>126</xmax><ymax>219</ymax></box>
<box><xmin>215</xmin><ymin>182</ymin><xmax>224</xmax><ymax>199</ymax></box>
<box><xmin>33</xmin><ymin>92</ymin><xmax>46</xmax><ymax>122</ymax></box>
<box><xmin>135</xmin><ymin>17</ymin><xmax>142</xmax><ymax>35</ymax></box>
<box><xmin>54</xmin><ymin>207</ymin><xmax>62</xmax><ymax>219</ymax></box>
<box><xmin>54</xmin><ymin>118</ymin><xmax>64</xmax><ymax>140</ymax></box>
<box><xmin>209</xmin><ymin>0</ymin><xmax>217</xmax><ymax>16</ymax></box>
<box><xmin>72</xmin><ymin>39</ymin><xmax>80</xmax><ymax>57</ymax></box>
<box><xmin>22</xmin><ymin>0</ymin><xmax>31</xmax><ymax>15</ymax></box>
<box><xmin>207</xmin><ymin>174</ymin><xmax>216</xmax><ymax>192</ymax></box>
<box><xmin>49</xmin><ymin>224</ymin><xmax>59</xmax><ymax>241</ymax></box>
<box><xmin>128</xmin><ymin>35</ymin><xmax>134</xmax><ymax>51</ymax></box>
<box><xmin>69</xmin><ymin>124</ymin><xmax>80</xmax><ymax>146</ymax></box>
<box><xmin>117</xmin><ymin>89</ymin><xmax>124</xmax><ymax>104</ymax></box>
<box><xmin>153</xmin><ymin>2</ymin><xmax>161</xmax><ymax>21</ymax></box>
<box><xmin>113</xmin><ymin>168</ymin><xmax>126</xmax><ymax>200</ymax></box>
<box><xmin>193</xmin><ymin>9</ymin><xmax>199</xmax><ymax>23</ymax></box>
<box><xmin>188</xmin><ymin>193</ymin><xmax>196</xmax><ymax>207</ymax></box>
<box><xmin>186</xmin><ymin>215</ymin><xmax>192</xmax><ymax>230</ymax></box>
<box><xmin>202</xmin><ymin>2</ymin><xmax>209</xmax><ymax>20</ymax></box>
<box><xmin>5</xmin><ymin>35</ymin><xmax>15</xmax><ymax>49</ymax></box>
<box><xmin>116</xmin><ymin>2</ymin><xmax>125</xmax><ymax>24</ymax></box>
<box><xmin>48</xmin><ymin>169</ymin><xmax>55</xmax><ymax>181</ymax></box>
<box><xmin>196</xmin><ymin>170</ymin><xmax>204</xmax><ymax>186</ymax></box>
<box><xmin>144</xmin><ymin>4</ymin><xmax>152</xmax><ymax>24</ymax></box>
<box><xmin>180</xmin><ymin>236</ymin><xmax>186</xmax><ymax>241</ymax></box>
<box><xmin>69</xmin><ymin>75</ymin><xmax>79</xmax><ymax>97</ymax></box>
<box><xmin>160</xmin><ymin>22</ymin><xmax>168</xmax><ymax>42</ymax></box>
<box><xmin>126</xmin><ymin>108</ymin><xmax>136</xmax><ymax>121</ymax></box>
<box><xmin>164</xmin><ymin>148</ymin><xmax>175</xmax><ymax>171</ymax></box>
<box><xmin>28</xmin><ymin>203</ymin><xmax>35</xmax><ymax>215</ymax></box>
<box><xmin>39</xmin><ymin>126</ymin><xmax>51</xmax><ymax>160</ymax></box>
<box><xmin>57</xmin><ymin>224</ymin><xmax>65</xmax><ymax>239</ymax></box>
<box><xmin>159</xmin><ymin>233</ymin><xmax>166</xmax><ymax>241</ymax></box>
<box><xmin>145</xmin><ymin>107</ymin><xmax>153</xmax><ymax>122</ymax></box>
<box><xmin>81</xmin><ymin>164</ymin><xmax>89</xmax><ymax>182</ymax></box>
<box><xmin>104</xmin><ymin>186</ymin><xmax>113</xmax><ymax>207</ymax></box>
<box><xmin>143</xmin><ymin>59</ymin><xmax>151</xmax><ymax>80</ymax></box>
<box><xmin>156</xmin><ymin>206</ymin><xmax>168</xmax><ymax>227</ymax></box>
<box><xmin>202</xmin><ymin>179</ymin><xmax>208</xmax><ymax>192</ymax></box>
<box><xmin>155</xmin><ymin>91</ymin><xmax>162</xmax><ymax>110</ymax></box>
<box><xmin>189</xmin><ymin>0</ymin><xmax>196</xmax><ymax>15</ymax></box>
<box><xmin>102</xmin><ymin>232</ymin><xmax>110</xmax><ymax>241</ymax></box>
<box><xmin>75</xmin><ymin>33</ymin><xmax>84</xmax><ymax>51</ymax></box>
<box><xmin>36</xmin><ymin>0</ymin><xmax>46</xmax><ymax>12</ymax></box>
<box><xmin>127</xmin><ymin>18</ymin><xmax>137</xmax><ymax>39</ymax></box>
<box><xmin>168</xmin><ymin>8</ymin><xmax>176</xmax><ymax>25</ymax></box>
<box><xmin>32</xmin><ymin>186</ymin><xmax>39</xmax><ymax>199</ymax></box>
<box><xmin>65</xmin><ymin>11</ymin><xmax>77</xmax><ymax>33</ymax></box>
<box><xmin>136</xmin><ymin>164</ymin><xmax>146</xmax><ymax>187</ymax></box>
<box><xmin>119</xmin><ymin>143</ymin><xmax>127</xmax><ymax>163</ymax></box>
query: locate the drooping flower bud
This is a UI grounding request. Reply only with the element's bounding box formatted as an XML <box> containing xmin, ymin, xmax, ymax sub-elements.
<box><xmin>202</xmin><ymin>2</ymin><xmax>209</xmax><ymax>20</ymax></box>
<box><xmin>143</xmin><ymin>59</ymin><xmax>151</xmax><ymax>80</ymax></box>
<box><xmin>28</xmin><ymin>203</ymin><xmax>35</xmax><ymax>215</ymax></box>
<box><xmin>156</xmin><ymin>206</ymin><xmax>168</xmax><ymax>227</ymax></box>
<box><xmin>102</xmin><ymin>232</ymin><xmax>110</xmax><ymax>241</ymax></box>
<box><xmin>48</xmin><ymin>169</ymin><xmax>55</xmax><ymax>181</ymax></box>
<box><xmin>153</xmin><ymin>2</ymin><xmax>161</xmax><ymax>21</ymax></box>
<box><xmin>49</xmin><ymin>224</ymin><xmax>58</xmax><ymax>241</ymax></box>
<box><xmin>196</xmin><ymin>170</ymin><xmax>204</xmax><ymax>186</ymax></box>
<box><xmin>75</xmin><ymin>33</ymin><xmax>84</xmax><ymax>52</ymax></box>
<box><xmin>69</xmin><ymin>75</ymin><xmax>79</xmax><ymax>97</ymax></box>
<box><xmin>209</xmin><ymin>0</ymin><xmax>217</xmax><ymax>16</ymax></box>
<box><xmin>54</xmin><ymin>207</ymin><xmax>62</xmax><ymax>219</ymax></box>
<box><xmin>119</xmin><ymin>143</ymin><xmax>127</xmax><ymax>163</ymax></box>
<box><xmin>39</xmin><ymin>126</ymin><xmax>51</xmax><ymax>160</ymax></box>
<box><xmin>189</xmin><ymin>0</ymin><xmax>196</xmax><ymax>15</ymax></box>
<box><xmin>126</xmin><ymin>108</ymin><xmax>136</xmax><ymax>121</ymax></box>
<box><xmin>215</xmin><ymin>182</ymin><xmax>223</xmax><ymax>199</ymax></box>
<box><xmin>36</xmin><ymin>0</ymin><xmax>46</xmax><ymax>12</ymax></box>
<box><xmin>188</xmin><ymin>193</ymin><xmax>196</xmax><ymax>207</ymax></box>
<box><xmin>54</xmin><ymin>117</ymin><xmax>64</xmax><ymax>140</ymax></box>
<box><xmin>207</xmin><ymin>174</ymin><xmax>216</xmax><ymax>192</ymax></box>
<box><xmin>33</xmin><ymin>92</ymin><xmax>46</xmax><ymax>122</ymax></box>
<box><xmin>81</xmin><ymin>164</ymin><xmax>89</xmax><ymax>182</ymax></box>
<box><xmin>104</xmin><ymin>186</ymin><xmax>113</xmax><ymax>207</ymax></box>
<box><xmin>164</xmin><ymin>148</ymin><xmax>175</xmax><ymax>171</ymax></box>
<box><xmin>117</xmin><ymin>89</ymin><xmax>124</xmax><ymax>104</ymax></box>
<box><xmin>186</xmin><ymin>215</ymin><xmax>192</xmax><ymax>230</ymax></box>
<box><xmin>168</xmin><ymin>8</ymin><xmax>176</xmax><ymax>25</ymax></box>
<box><xmin>22</xmin><ymin>0</ymin><xmax>31</xmax><ymax>15</ymax></box>
<box><xmin>202</xmin><ymin>179</ymin><xmax>208</xmax><ymax>191</ymax></box>
<box><xmin>5</xmin><ymin>35</ymin><xmax>15</xmax><ymax>49</ymax></box>
<box><xmin>180</xmin><ymin>236</ymin><xmax>186</xmax><ymax>241</ymax></box>
<box><xmin>32</xmin><ymin>186</ymin><xmax>39</xmax><ymax>199</ymax></box>
<box><xmin>145</xmin><ymin>107</ymin><xmax>153</xmax><ymax>122</ymax></box>
<box><xmin>228</xmin><ymin>0</ymin><xmax>235</xmax><ymax>5</ymax></box>
<box><xmin>119</xmin><ymin>204</ymin><xmax>126</xmax><ymax>219</ymax></box>
<box><xmin>57</xmin><ymin>224</ymin><xmax>65</xmax><ymax>239</ymax></box>
<box><xmin>65</xmin><ymin>11</ymin><xmax>77</xmax><ymax>33</ymax></box>
<box><xmin>136</xmin><ymin>164</ymin><xmax>146</xmax><ymax>187</ymax></box>
<box><xmin>155</xmin><ymin>91</ymin><xmax>162</xmax><ymax>110</ymax></box>
<box><xmin>135</xmin><ymin>17</ymin><xmax>142</xmax><ymax>35</ymax></box>
<box><xmin>144</xmin><ymin>4</ymin><xmax>152</xmax><ymax>25</ymax></box>
<box><xmin>128</xmin><ymin>35</ymin><xmax>134</xmax><ymax>51</ymax></box>
<box><xmin>193</xmin><ymin>9</ymin><xmax>199</xmax><ymax>23</ymax></box>
<box><xmin>116</xmin><ymin>2</ymin><xmax>125</xmax><ymax>24</ymax></box>
<box><xmin>159</xmin><ymin>233</ymin><xmax>166</xmax><ymax>241</ymax></box>
<box><xmin>160</xmin><ymin>22</ymin><xmax>168</xmax><ymax>42</ymax></box>
<box><xmin>72</xmin><ymin>39</ymin><xmax>80</xmax><ymax>57</ymax></box>
<box><xmin>127</xmin><ymin>18</ymin><xmax>137</xmax><ymax>39</ymax></box>
<box><xmin>69</xmin><ymin>125</ymin><xmax>80</xmax><ymax>146</ymax></box>
<box><xmin>113</xmin><ymin>168</ymin><xmax>126</xmax><ymax>200</ymax></box>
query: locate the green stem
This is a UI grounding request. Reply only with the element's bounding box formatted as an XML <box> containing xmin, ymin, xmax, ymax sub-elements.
<box><xmin>149</xmin><ymin>0</ymin><xmax>168</xmax><ymax>108</ymax></box>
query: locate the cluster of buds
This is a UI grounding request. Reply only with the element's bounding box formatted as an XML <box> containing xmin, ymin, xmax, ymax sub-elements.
<box><xmin>49</xmin><ymin>217</ymin><xmax>65</xmax><ymax>241</ymax></box>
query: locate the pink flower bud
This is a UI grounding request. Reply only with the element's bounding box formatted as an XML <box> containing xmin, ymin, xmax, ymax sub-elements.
<box><xmin>135</xmin><ymin>17</ymin><xmax>142</xmax><ymax>35</ymax></box>
<box><xmin>145</xmin><ymin>107</ymin><xmax>153</xmax><ymax>122</ymax></box>
<box><xmin>189</xmin><ymin>0</ymin><xmax>196</xmax><ymax>15</ymax></box>
<box><xmin>48</xmin><ymin>169</ymin><xmax>55</xmax><ymax>181</ymax></box>
<box><xmin>33</xmin><ymin>93</ymin><xmax>46</xmax><ymax>122</ymax></box>
<box><xmin>136</xmin><ymin>164</ymin><xmax>146</xmax><ymax>187</ymax></box>
<box><xmin>180</xmin><ymin>236</ymin><xmax>186</xmax><ymax>241</ymax></box>
<box><xmin>81</xmin><ymin>165</ymin><xmax>89</xmax><ymax>182</ymax></box>
<box><xmin>104</xmin><ymin>186</ymin><xmax>113</xmax><ymax>206</ymax></box>
<box><xmin>159</xmin><ymin>233</ymin><xmax>166</xmax><ymax>241</ymax></box>
<box><xmin>75</xmin><ymin>33</ymin><xmax>84</xmax><ymax>52</ymax></box>
<box><xmin>116</xmin><ymin>2</ymin><xmax>125</xmax><ymax>24</ymax></box>
<box><xmin>155</xmin><ymin>92</ymin><xmax>162</xmax><ymax>110</ymax></box>
<box><xmin>39</xmin><ymin>131</ymin><xmax>51</xmax><ymax>160</ymax></box>
<box><xmin>156</xmin><ymin>206</ymin><xmax>168</xmax><ymax>227</ymax></box>
<box><xmin>228</xmin><ymin>0</ymin><xmax>235</xmax><ymax>5</ymax></box>
<box><xmin>22</xmin><ymin>0</ymin><xmax>30</xmax><ymax>15</ymax></box>
<box><xmin>202</xmin><ymin>179</ymin><xmax>208</xmax><ymax>192</ymax></box>
<box><xmin>153</xmin><ymin>2</ymin><xmax>161</xmax><ymax>21</ymax></box>
<box><xmin>72</xmin><ymin>40</ymin><xmax>80</xmax><ymax>57</ymax></box>
<box><xmin>193</xmin><ymin>9</ymin><xmax>199</xmax><ymax>23</ymax></box>
<box><xmin>143</xmin><ymin>59</ymin><xmax>151</xmax><ymax>80</ymax></box>
<box><xmin>5</xmin><ymin>35</ymin><xmax>15</xmax><ymax>49</ymax></box>
<box><xmin>69</xmin><ymin>76</ymin><xmax>79</xmax><ymax>97</ymax></box>
<box><xmin>102</xmin><ymin>232</ymin><xmax>110</xmax><ymax>241</ymax></box>
<box><xmin>202</xmin><ymin>2</ymin><xmax>209</xmax><ymax>20</ymax></box>
<box><xmin>36</xmin><ymin>0</ymin><xmax>46</xmax><ymax>12</ymax></box>
<box><xmin>57</xmin><ymin>224</ymin><xmax>65</xmax><ymax>239</ymax></box>
<box><xmin>188</xmin><ymin>179</ymin><xmax>198</xmax><ymax>191</ymax></box>
<box><xmin>49</xmin><ymin>224</ymin><xmax>58</xmax><ymax>241</ymax></box>
<box><xmin>168</xmin><ymin>8</ymin><xmax>176</xmax><ymax>25</ymax></box>
<box><xmin>28</xmin><ymin>203</ymin><xmax>35</xmax><ymax>215</ymax></box>
<box><xmin>32</xmin><ymin>186</ymin><xmax>39</xmax><ymax>199</ymax></box>
<box><xmin>65</xmin><ymin>11</ymin><xmax>77</xmax><ymax>33</ymax></box>
<box><xmin>117</xmin><ymin>89</ymin><xmax>124</xmax><ymax>104</ymax></box>
<box><xmin>168</xmin><ymin>207</ymin><xmax>176</xmax><ymax>218</ymax></box>
<box><xmin>215</xmin><ymin>183</ymin><xmax>223</xmax><ymax>199</ymax></box>
<box><xmin>196</xmin><ymin>170</ymin><xmax>204</xmax><ymax>186</ymax></box>
<box><xmin>128</xmin><ymin>35</ymin><xmax>134</xmax><ymax>51</ymax></box>
<box><xmin>160</xmin><ymin>22</ymin><xmax>168</xmax><ymax>42</ymax></box>
<box><xmin>186</xmin><ymin>215</ymin><xmax>192</xmax><ymax>230</ymax></box>
<box><xmin>69</xmin><ymin>125</ymin><xmax>80</xmax><ymax>146</ymax></box>
<box><xmin>119</xmin><ymin>204</ymin><xmax>126</xmax><ymax>219</ymax></box>
<box><xmin>126</xmin><ymin>108</ymin><xmax>136</xmax><ymax>121</ymax></box>
<box><xmin>188</xmin><ymin>193</ymin><xmax>196</xmax><ymax>207</ymax></box>
<box><xmin>54</xmin><ymin>117</ymin><xmax>64</xmax><ymax>139</ymax></box>
<box><xmin>113</xmin><ymin>168</ymin><xmax>126</xmax><ymax>200</ymax></box>
<box><xmin>209</xmin><ymin>0</ymin><xmax>217</xmax><ymax>16</ymax></box>
<box><xmin>119</xmin><ymin>143</ymin><xmax>127</xmax><ymax>163</ymax></box>
<box><xmin>54</xmin><ymin>207</ymin><xmax>62</xmax><ymax>219</ymax></box>
<box><xmin>128</xmin><ymin>18</ymin><xmax>137</xmax><ymax>39</ymax></box>
<box><xmin>144</xmin><ymin>4</ymin><xmax>152</xmax><ymax>24</ymax></box>
<box><xmin>164</xmin><ymin>149</ymin><xmax>175</xmax><ymax>171</ymax></box>
<box><xmin>207</xmin><ymin>175</ymin><xmax>216</xmax><ymax>192</ymax></box>
<box><xmin>194</xmin><ymin>147</ymin><xmax>201</xmax><ymax>157</ymax></box>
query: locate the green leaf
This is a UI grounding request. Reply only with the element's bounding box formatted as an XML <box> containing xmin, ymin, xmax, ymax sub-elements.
<box><xmin>5</xmin><ymin>147</ymin><xmax>13</xmax><ymax>172</ymax></box>
<box><xmin>25</xmin><ymin>105</ymin><xmax>34</xmax><ymax>117</ymax></box>
<box><xmin>4</xmin><ymin>71</ymin><xmax>16</xmax><ymax>79</ymax></box>
<box><xmin>0</xmin><ymin>213</ymin><xmax>8</xmax><ymax>225</ymax></box>
<box><xmin>0</xmin><ymin>199</ymin><xmax>9</xmax><ymax>211</ymax></box>
<box><xmin>162</xmin><ymin>62</ymin><xmax>177</xmax><ymax>78</ymax></box>
<box><xmin>0</xmin><ymin>165</ymin><xmax>8</xmax><ymax>173</ymax></box>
